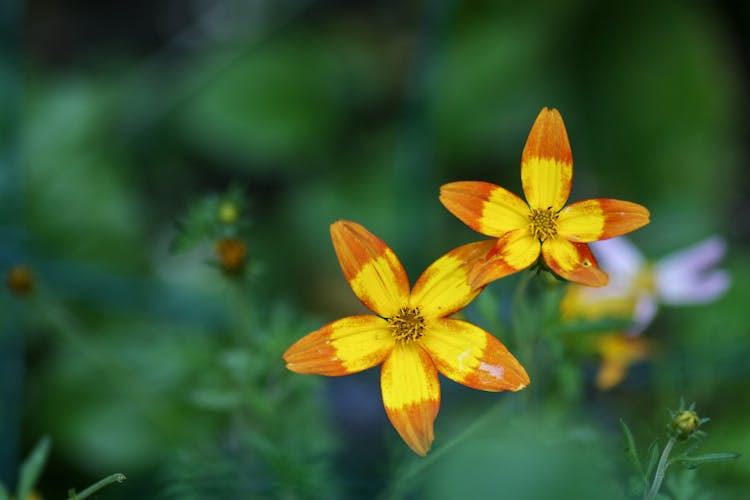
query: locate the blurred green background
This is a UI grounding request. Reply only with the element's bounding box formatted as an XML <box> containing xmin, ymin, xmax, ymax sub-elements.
<box><xmin>2</xmin><ymin>0</ymin><xmax>750</xmax><ymax>498</ymax></box>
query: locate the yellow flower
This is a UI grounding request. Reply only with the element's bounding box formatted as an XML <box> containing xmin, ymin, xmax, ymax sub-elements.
<box><xmin>440</xmin><ymin>107</ymin><xmax>650</xmax><ymax>288</ymax></box>
<box><xmin>595</xmin><ymin>334</ymin><xmax>651</xmax><ymax>390</ymax></box>
<box><xmin>283</xmin><ymin>220</ymin><xmax>529</xmax><ymax>456</ymax></box>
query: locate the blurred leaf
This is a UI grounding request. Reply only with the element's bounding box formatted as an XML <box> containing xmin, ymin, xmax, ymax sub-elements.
<box><xmin>620</xmin><ymin>418</ymin><xmax>645</xmax><ymax>478</ymax></box>
<box><xmin>25</xmin><ymin>78</ymin><xmax>144</xmax><ymax>268</ymax></box>
<box><xmin>646</xmin><ymin>440</ymin><xmax>661</xmax><ymax>478</ymax></box>
<box><xmin>628</xmin><ymin>475</ymin><xmax>645</xmax><ymax>496</ymax></box>
<box><xmin>16</xmin><ymin>435</ymin><xmax>50</xmax><ymax>500</ymax></box>
<box><xmin>179</xmin><ymin>34</ymin><xmax>351</xmax><ymax>169</ymax></box>
<box><xmin>670</xmin><ymin>452</ymin><xmax>741</xmax><ymax>469</ymax></box>
<box><xmin>0</xmin><ymin>483</ymin><xmax>9</xmax><ymax>500</ymax></box>
<box><xmin>665</xmin><ymin>469</ymin><xmax>711</xmax><ymax>500</ymax></box>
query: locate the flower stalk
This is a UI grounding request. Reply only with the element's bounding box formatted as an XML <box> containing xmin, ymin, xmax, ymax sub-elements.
<box><xmin>643</xmin><ymin>436</ymin><xmax>675</xmax><ymax>500</ymax></box>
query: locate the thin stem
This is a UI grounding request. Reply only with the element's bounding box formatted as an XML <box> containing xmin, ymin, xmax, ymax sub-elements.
<box><xmin>68</xmin><ymin>473</ymin><xmax>126</xmax><ymax>500</ymax></box>
<box><xmin>643</xmin><ymin>437</ymin><xmax>676</xmax><ymax>500</ymax></box>
<box><xmin>511</xmin><ymin>271</ymin><xmax>536</xmax><ymax>381</ymax></box>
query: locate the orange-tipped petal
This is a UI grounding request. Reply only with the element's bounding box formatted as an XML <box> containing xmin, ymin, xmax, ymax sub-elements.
<box><xmin>283</xmin><ymin>315</ymin><xmax>394</xmax><ymax>375</ymax></box>
<box><xmin>331</xmin><ymin>220</ymin><xmax>410</xmax><ymax>317</ymax></box>
<box><xmin>410</xmin><ymin>240</ymin><xmax>496</xmax><ymax>319</ymax></box>
<box><xmin>439</xmin><ymin>181</ymin><xmax>529</xmax><ymax>237</ymax></box>
<box><xmin>420</xmin><ymin>318</ymin><xmax>529</xmax><ymax>391</ymax></box>
<box><xmin>557</xmin><ymin>199</ymin><xmax>650</xmax><ymax>242</ymax></box>
<box><xmin>381</xmin><ymin>344</ymin><xmax>440</xmax><ymax>456</ymax></box>
<box><xmin>469</xmin><ymin>230</ymin><xmax>540</xmax><ymax>289</ymax></box>
<box><xmin>541</xmin><ymin>238</ymin><xmax>608</xmax><ymax>287</ymax></box>
<box><xmin>521</xmin><ymin>107</ymin><xmax>573</xmax><ymax>211</ymax></box>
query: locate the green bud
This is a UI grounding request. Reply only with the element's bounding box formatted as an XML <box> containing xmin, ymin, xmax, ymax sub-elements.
<box><xmin>670</xmin><ymin>410</ymin><xmax>700</xmax><ymax>440</ymax></box>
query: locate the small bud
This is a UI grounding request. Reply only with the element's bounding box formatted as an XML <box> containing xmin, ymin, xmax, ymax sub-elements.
<box><xmin>215</xmin><ymin>237</ymin><xmax>247</xmax><ymax>274</ymax></box>
<box><xmin>670</xmin><ymin>409</ymin><xmax>700</xmax><ymax>440</ymax></box>
<box><xmin>6</xmin><ymin>265</ymin><xmax>34</xmax><ymax>296</ymax></box>
<box><xmin>217</xmin><ymin>201</ymin><xmax>239</xmax><ymax>225</ymax></box>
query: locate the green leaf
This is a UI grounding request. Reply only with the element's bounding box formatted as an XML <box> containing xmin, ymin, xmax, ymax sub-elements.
<box><xmin>16</xmin><ymin>436</ymin><xmax>51</xmax><ymax>500</ymax></box>
<box><xmin>620</xmin><ymin>418</ymin><xmax>645</xmax><ymax>478</ymax></box>
<box><xmin>646</xmin><ymin>440</ymin><xmax>661</xmax><ymax>477</ymax></box>
<box><xmin>627</xmin><ymin>475</ymin><xmax>645</xmax><ymax>496</ymax></box>
<box><xmin>0</xmin><ymin>483</ymin><xmax>10</xmax><ymax>500</ymax></box>
<box><xmin>670</xmin><ymin>452</ymin><xmax>741</xmax><ymax>469</ymax></box>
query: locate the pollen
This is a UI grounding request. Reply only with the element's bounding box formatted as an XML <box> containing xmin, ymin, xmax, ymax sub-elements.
<box><xmin>528</xmin><ymin>207</ymin><xmax>558</xmax><ymax>241</ymax></box>
<box><xmin>388</xmin><ymin>306</ymin><xmax>426</xmax><ymax>343</ymax></box>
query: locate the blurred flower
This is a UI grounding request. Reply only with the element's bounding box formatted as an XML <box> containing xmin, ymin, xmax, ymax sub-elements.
<box><xmin>6</xmin><ymin>265</ymin><xmax>34</xmax><ymax>296</ymax></box>
<box><xmin>440</xmin><ymin>107</ymin><xmax>650</xmax><ymax>288</ymax></box>
<box><xmin>283</xmin><ymin>220</ymin><xmax>529</xmax><ymax>456</ymax></box>
<box><xmin>568</xmin><ymin>236</ymin><xmax>731</xmax><ymax>335</ymax></box>
<box><xmin>594</xmin><ymin>334</ymin><xmax>652</xmax><ymax>390</ymax></box>
<box><xmin>214</xmin><ymin>237</ymin><xmax>248</xmax><ymax>274</ymax></box>
<box><xmin>562</xmin><ymin>236</ymin><xmax>730</xmax><ymax>389</ymax></box>
<box><xmin>217</xmin><ymin>200</ymin><xmax>240</xmax><ymax>225</ymax></box>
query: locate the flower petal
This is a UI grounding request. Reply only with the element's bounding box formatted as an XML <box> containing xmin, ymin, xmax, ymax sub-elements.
<box><xmin>541</xmin><ymin>238</ymin><xmax>608</xmax><ymax>287</ymax></box>
<box><xmin>439</xmin><ymin>181</ymin><xmax>529</xmax><ymax>237</ymax></box>
<box><xmin>331</xmin><ymin>220</ymin><xmax>410</xmax><ymax>317</ymax></box>
<box><xmin>469</xmin><ymin>231</ymin><xmax>540</xmax><ymax>289</ymax></box>
<box><xmin>420</xmin><ymin>318</ymin><xmax>529</xmax><ymax>391</ymax></box>
<box><xmin>590</xmin><ymin>237</ymin><xmax>645</xmax><ymax>279</ymax></box>
<box><xmin>655</xmin><ymin>236</ymin><xmax>731</xmax><ymax>305</ymax></box>
<box><xmin>283</xmin><ymin>315</ymin><xmax>394</xmax><ymax>375</ymax></box>
<box><xmin>557</xmin><ymin>199</ymin><xmax>650</xmax><ymax>242</ymax></box>
<box><xmin>381</xmin><ymin>343</ymin><xmax>440</xmax><ymax>456</ymax></box>
<box><xmin>410</xmin><ymin>240</ymin><xmax>496</xmax><ymax>319</ymax></box>
<box><xmin>595</xmin><ymin>334</ymin><xmax>651</xmax><ymax>390</ymax></box>
<box><xmin>521</xmin><ymin>107</ymin><xmax>573</xmax><ymax>211</ymax></box>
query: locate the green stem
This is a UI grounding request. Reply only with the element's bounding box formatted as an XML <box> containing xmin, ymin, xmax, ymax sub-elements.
<box><xmin>643</xmin><ymin>437</ymin><xmax>676</xmax><ymax>500</ymax></box>
<box><xmin>511</xmin><ymin>271</ymin><xmax>536</xmax><ymax>381</ymax></box>
<box><xmin>68</xmin><ymin>473</ymin><xmax>126</xmax><ymax>500</ymax></box>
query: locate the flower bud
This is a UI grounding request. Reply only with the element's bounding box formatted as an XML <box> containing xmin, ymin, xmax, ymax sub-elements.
<box><xmin>217</xmin><ymin>201</ymin><xmax>239</xmax><ymax>225</ymax></box>
<box><xmin>215</xmin><ymin>237</ymin><xmax>247</xmax><ymax>274</ymax></box>
<box><xmin>6</xmin><ymin>265</ymin><xmax>34</xmax><ymax>296</ymax></box>
<box><xmin>670</xmin><ymin>409</ymin><xmax>700</xmax><ymax>440</ymax></box>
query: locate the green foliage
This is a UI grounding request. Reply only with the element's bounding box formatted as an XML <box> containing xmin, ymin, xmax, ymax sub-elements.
<box><xmin>16</xmin><ymin>436</ymin><xmax>50</xmax><ymax>500</ymax></box>
<box><xmin>7</xmin><ymin>0</ymin><xmax>748</xmax><ymax>498</ymax></box>
<box><xmin>171</xmin><ymin>185</ymin><xmax>250</xmax><ymax>254</ymax></box>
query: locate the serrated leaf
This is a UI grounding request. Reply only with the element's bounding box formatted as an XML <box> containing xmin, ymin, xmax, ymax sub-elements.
<box><xmin>16</xmin><ymin>436</ymin><xmax>51</xmax><ymax>500</ymax></box>
<box><xmin>671</xmin><ymin>452</ymin><xmax>741</xmax><ymax>469</ymax></box>
<box><xmin>646</xmin><ymin>440</ymin><xmax>661</xmax><ymax>477</ymax></box>
<box><xmin>620</xmin><ymin>418</ymin><xmax>645</xmax><ymax>477</ymax></box>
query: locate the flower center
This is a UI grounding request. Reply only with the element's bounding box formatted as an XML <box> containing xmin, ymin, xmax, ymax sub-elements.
<box><xmin>388</xmin><ymin>306</ymin><xmax>426</xmax><ymax>343</ymax></box>
<box><xmin>528</xmin><ymin>207</ymin><xmax>558</xmax><ymax>241</ymax></box>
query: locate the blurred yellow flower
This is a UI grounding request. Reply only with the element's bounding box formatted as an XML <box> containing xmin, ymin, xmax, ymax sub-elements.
<box><xmin>595</xmin><ymin>334</ymin><xmax>651</xmax><ymax>390</ymax></box>
<box><xmin>283</xmin><ymin>220</ymin><xmax>529</xmax><ymax>455</ymax></box>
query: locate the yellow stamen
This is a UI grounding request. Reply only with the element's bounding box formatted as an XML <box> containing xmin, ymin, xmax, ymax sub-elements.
<box><xmin>388</xmin><ymin>307</ymin><xmax>426</xmax><ymax>343</ymax></box>
<box><xmin>528</xmin><ymin>207</ymin><xmax>558</xmax><ymax>241</ymax></box>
